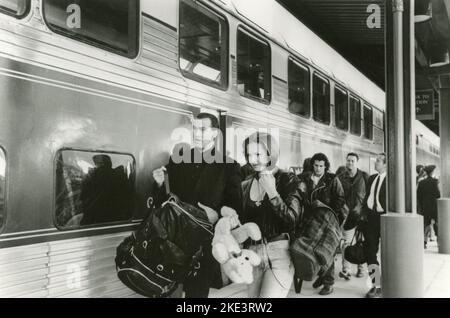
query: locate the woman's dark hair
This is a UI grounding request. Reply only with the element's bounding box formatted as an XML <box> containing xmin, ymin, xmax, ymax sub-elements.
<box><xmin>311</xmin><ymin>153</ymin><xmax>331</xmax><ymax>172</ymax></box>
<box><xmin>302</xmin><ymin>157</ymin><xmax>312</xmax><ymax>173</ymax></box>
<box><xmin>243</xmin><ymin>132</ymin><xmax>279</xmax><ymax>170</ymax></box>
<box><xmin>424</xmin><ymin>165</ymin><xmax>436</xmax><ymax>176</ymax></box>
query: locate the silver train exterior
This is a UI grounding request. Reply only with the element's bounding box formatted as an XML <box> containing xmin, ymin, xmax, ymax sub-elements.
<box><xmin>0</xmin><ymin>0</ymin><xmax>440</xmax><ymax>297</ymax></box>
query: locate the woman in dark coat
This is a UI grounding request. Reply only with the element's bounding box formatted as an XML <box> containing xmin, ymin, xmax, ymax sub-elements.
<box><xmin>240</xmin><ymin>132</ymin><xmax>303</xmax><ymax>298</ymax></box>
<box><xmin>417</xmin><ymin>165</ymin><xmax>441</xmax><ymax>248</ymax></box>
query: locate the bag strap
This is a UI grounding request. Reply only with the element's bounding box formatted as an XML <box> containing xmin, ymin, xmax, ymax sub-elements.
<box><xmin>164</xmin><ymin>170</ymin><xmax>171</xmax><ymax>195</ymax></box>
<box><xmin>165</xmin><ymin>198</ymin><xmax>214</xmax><ymax>237</ymax></box>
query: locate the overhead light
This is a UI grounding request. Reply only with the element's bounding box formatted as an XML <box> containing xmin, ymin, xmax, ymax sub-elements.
<box><xmin>429</xmin><ymin>45</ymin><xmax>450</xmax><ymax>67</ymax></box>
<box><xmin>415</xmin><ymin>0</ymin><xmax>432</xmax><ymax>23</ymax></box>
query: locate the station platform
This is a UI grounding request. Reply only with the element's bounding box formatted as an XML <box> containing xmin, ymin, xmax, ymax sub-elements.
<box><xmin>209</xmin><ymin>240</ymin><xmax>450</xmax><ymax>298</ymax></box>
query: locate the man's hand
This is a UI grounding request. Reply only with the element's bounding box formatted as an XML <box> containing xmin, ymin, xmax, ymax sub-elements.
<box><xmin>152</xmin><ymin>166</ymin><xmax>166</xmax><ymax>187</ymax></box>
<box><xmin>258</xmin><ymin>171</ymin><xmax>278</xmax><ymax>199</ymax></box>
<box><xmin>198</xmin><ymin>202</ymin><xmax>219</xmax><ymax>224</ymax></box>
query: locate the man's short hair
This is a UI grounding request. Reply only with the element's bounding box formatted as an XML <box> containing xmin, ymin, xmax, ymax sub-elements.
<box><xmin>347</xmin><ymin>152</ymin><xmax>359</xmax><ymax>161</ymax></box>
<box><xmin>378</xmin><ymin>152</ymin><xmax>387</xmax><ymax>164</ymax></box>
<box><xmin>196</xmin><ymin>112</ymin><xmax>219</xmax><ymax>129</ymax></box>
<box><xmin>311</xmin><ymin>153</ymin><xmax>330</xmax><ymax>172</ymax></box>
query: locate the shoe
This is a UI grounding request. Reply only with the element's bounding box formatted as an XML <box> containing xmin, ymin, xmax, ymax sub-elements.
<box><xmin>356</xmin><ymin>268</ymin><xmax>365</xmax><ymax>278</ymax></box>
<box><xmin>339</xmin><ymin>270</ymin><xmax>351</xmax><ymax>281</ymax></box>
<box><xmin>312</xmin><ymin>277</ymin><xmax>323</xmax><ymax>289</ymax></box>
<box><xmin>319</xmin><ymin>285</ymin><xmax>334</xmax><ymax>296</ymax></box>
<box><xmin>366</xmin><ymin>287</ymin><xmax>382</xmax><ymax>298</ymax></box>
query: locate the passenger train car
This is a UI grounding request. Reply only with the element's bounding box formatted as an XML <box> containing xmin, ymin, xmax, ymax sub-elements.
<box><xmin>0</xmin><ymin>0</ymin><xmax>440</xmax><ymax>297</ymax></box>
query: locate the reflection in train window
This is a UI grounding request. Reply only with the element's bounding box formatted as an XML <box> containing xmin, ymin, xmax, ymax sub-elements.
<box><xmin>42</xmin><ymin>0</ymin><xmax>139</xmax><ymax>58</ymax></box>
<box><xmin>237</xmin><ymin>28</ymin><xmax>271</xmax><ymax>102</ymax></box>
<box><xmin>350</xmin><ymin>96</ymin><xmax>361</xmax><ymax>135</ymax></box>
<box><xmin>55</xmin><ymin>150</ymin><xmax>135</xmax><ymax>229</ymax></box>
<box><xmin>179</xmin><ymin>0</ymin><xmax>228</xmax><ymax>89</ymax></box>
<box><xmin>288</xmin><ymin>59</ymin><xmax>310</xmax><ymax>117</ymax></box>
<box><xmin>312</xmin><ymin>74</ymin><xmax>330</xmax><ymax>125</ymax></box>
<box><xmin>364</xmin><ymin>105</ymin><xmax>373</xmax><ymax>140</ymax></box>
<box><xmin>335</xmin><ymin>87</ymin><xmax>349</xmax><ymax>130</ymax></box>
<box><xmin>0</xmin><ymin>0</ymin><xmax>29</xmax><ymax>18</ymax></box>
<box><xmin>0</xmin><ymin>149</ymin><xmax>5</xmax><ymax>230</ymax></box>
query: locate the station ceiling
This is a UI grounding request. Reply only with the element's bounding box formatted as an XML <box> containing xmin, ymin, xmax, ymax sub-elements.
<box><xmin>277</xmin><ymin>0</ymin><xmax>450</xmax><ymax>136</ymax></box>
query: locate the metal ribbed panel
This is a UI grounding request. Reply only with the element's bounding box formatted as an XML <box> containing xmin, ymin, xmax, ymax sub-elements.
<box><xmin>273</xmin><ymin>77</ymin><xmax>289</xmax><ymax>108</ymax></box>
<box><xmin>0</xmin><ymin>233</ymin><xmax>140</xmax><ymax>298</ymax></box>
<box><xmin>139</xmin><ymin>16</ymin><xmax>180</xmax><ymax>75</ymax></box>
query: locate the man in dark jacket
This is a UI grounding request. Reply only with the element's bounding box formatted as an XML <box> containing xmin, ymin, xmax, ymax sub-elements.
<box><xmin>338</xmin><ymin>152</ymin><xmax>368</xmax><ymax>279</ymax></box>
<box><xmin>300</xmin><ymin>153</ymin><xmax>346</xmax><ymax>296</ymax></box>
<box><xmin>417</xmin><ymin>165</ymin><xmax>440</xmax><ymax>248</ymax></box>
<box><xmin>362</xmin><ymin>153</ymin><xmax>387</xmax><ymax>298</ymax></box>
<box><xmin>152</xmin><ymin>112</ymin><xmax>243</xmax><ymax>298</ymax></box>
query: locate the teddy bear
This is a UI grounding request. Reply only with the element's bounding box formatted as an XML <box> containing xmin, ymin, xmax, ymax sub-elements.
<box><xmin>211</xmin><ymin>207</ymin><xmax>262</xmax><ymax>284</ymax></box>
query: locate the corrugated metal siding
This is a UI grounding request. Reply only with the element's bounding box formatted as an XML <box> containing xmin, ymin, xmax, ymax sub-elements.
<box><xmin>272</xmin><ymin>77</ymin><xmax>289</xmax><ymax>108</ymax></box>
<box><xmin>139</xmin><ymin>16</ymin><xmax>180</xmax><ymax>77</ymax></box>
<box><xmin>0</xmin><ymin>233</ymin><xmax>141</xmax><ymax>298</ymax></box>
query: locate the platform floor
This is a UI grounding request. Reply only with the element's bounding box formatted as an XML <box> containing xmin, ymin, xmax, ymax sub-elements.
<box><xmin>209</xmin><ymin>240</ymin><xmax>450</xmax><ymax>298</ymax></box>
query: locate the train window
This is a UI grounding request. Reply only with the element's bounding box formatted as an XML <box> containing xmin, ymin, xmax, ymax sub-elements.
<box><xmin>312</xmin><ymin>73</ymin><xmax>330</xmax><ymax>125</ymax></box>
<box><xmin>55</xmin><ymin>150</ymin><xmax>135</xmax><ymax>229</ymax></box>
<box><xmin>288</xmin><ymin>59</ymin><xmax>310</xmax><ymax>117</ymax></box>
<box><xmin>42</xmin><ymin>0</ymin><xmax>139</xmax><ymax>58</ymax></box>
<box><xmin>0</xmin><ymin>0</ymin><xmax>29</xmax><ymax>18</ymax></box>
<box><xmin>334</xmin><ymin>87</ymin><xmax>349</xmax><ymax>130</ymax></box>
<box><xmin>350</xmin><ymin>96</ymin><xmax>361</xmax><ymax>135</ymax></box>
<box><xmin>363</xmin><ymin>105</ymin><xmax>373</xmax><ymax>140</ymax></box>
<box><xmin>179</xmin><ymin>0</ymin><xmax>228</xmax><ymax>89</ymax></box>
<box><xmin>237</xmin><ymin>27</ymin><xmax>271</xmax><ymax>103</ymax></box>
<box><xmin>0</xmin><ymin>149</ymin><xmax>5</xmax><ymax>231</ymax></box>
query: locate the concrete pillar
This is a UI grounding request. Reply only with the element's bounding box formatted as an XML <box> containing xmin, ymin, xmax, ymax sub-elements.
<box><xmin>382</xmin><ymin>0</ymin><xmax>424</xmax><ymax>297</ymax></box>
<box><xmin>438</xmin><ymin>78</ymin><xmax>450</xmax><ymax>254</ymax></box>
<box><xmin>381</xmin><ymin>214</ymin><xmax>424</xmax><ymax>297</ymax></box>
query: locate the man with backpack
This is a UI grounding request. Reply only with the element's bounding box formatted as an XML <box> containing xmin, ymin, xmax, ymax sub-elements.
<box><xmin>152</xmin><ymin>112</ymin><xmax>243</xmax><ymax>298</ymax></box>
<box><xmin>337</xmin><ymin>153</ymin><xmax>368</xmax><ymax>280</ymax></box>
<box><xmin>299</xmin><ymin>153</ymin><xmax>346</xmax><ymax>295</ymax></box>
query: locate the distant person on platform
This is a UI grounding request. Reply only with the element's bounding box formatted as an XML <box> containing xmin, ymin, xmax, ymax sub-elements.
<box><xmin>417</xmin><ymin>165</ymin><xmax>441</xmax><ymax>249</ymax></box>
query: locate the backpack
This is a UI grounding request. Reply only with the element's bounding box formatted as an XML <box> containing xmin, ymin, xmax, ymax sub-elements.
<box><xmin>289</xmin><ymin>200</ymin><xmax>342</xmax><ymax>292</ymax></box>
<box><xmin>115</xmin><ymin>174</ymin><xmax>213</xmax><ymax>298</ymax></box>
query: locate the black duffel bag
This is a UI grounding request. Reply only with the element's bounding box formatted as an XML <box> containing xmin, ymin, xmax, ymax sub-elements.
<box><xmin>115</xmin><ymin>174</ymin><xmax>213</xmax><ymax>298</ymax></box>
<box><xmin>344</xmin><ymin>226</ymin><xmax>366</xmax><ymax>265</ymax></box>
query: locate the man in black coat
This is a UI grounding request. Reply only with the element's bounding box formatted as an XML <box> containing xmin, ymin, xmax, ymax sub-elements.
<box><xmin>362</xmin><ymin>153</ymin><xmax>387</xmax><ymax>298</ymax></box>
<box><xmin>152</xmin><ymin>112</ymin><xmax>243</xmax><ymax>298</ymax></box>
<box><xmin>417</xmin><ymin>165</ymin><xmax>440</xmax><ymax>248</ymax></box>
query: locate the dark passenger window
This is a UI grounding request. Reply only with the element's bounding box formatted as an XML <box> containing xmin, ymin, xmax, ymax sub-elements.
<box><xmin>335</xmin><ymin>87</ymin><xmax>348</xmax><ymax>130</ymax></box>
<box><xmin>350</xmin><ymin>96</ymin><xmax>362</xmax><ymax>135</ymax></box>
<box><xmin>0</xmin><ymin>0</ymin><xmax>29</xmax><ymax>18</ymax></box>
<box><xmin>364</xmin><ymin>105</ymin><xmax>373</xmax><ymax>140</ymax></box>
<box><xmin>42</xmin><ymin>0</ymin><xmax>139</xmax><ymax>58</ymax></box>
<box><xmin>55</xmin><ymin>150</ymin><xmax>135</xmax><ymax>229</ymax></box>
<box><xmin>237</xmin><ymin>28</ymin><xmax>271</xmax><ymax>102</ymax></box>
<box><xmin>312</xmin><ymin>74</ymin><xmax>330</xmax><ymax>124</ymax></box>
<box><xmin>288</xmin><ymin>59</ymin><xmax>310</xmax><ymax>117</ymax></box>
<box><xmin>179</xmin><ymin>0</ymin><xmax>228</xmax><ymax>89</ymax></box>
